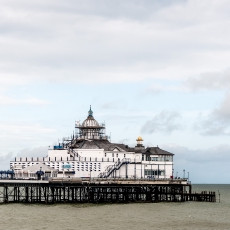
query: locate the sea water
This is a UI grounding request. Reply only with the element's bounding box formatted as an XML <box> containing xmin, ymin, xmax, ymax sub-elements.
<box><xmin>0</xmin><ymin>184</ymin><xmax>229</xmax><ymax>230</ymax></box>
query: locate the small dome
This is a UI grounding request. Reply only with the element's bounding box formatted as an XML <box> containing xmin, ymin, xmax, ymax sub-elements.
<box><xmin>82</xmin><ymin>117</ymin><xmax>100</xmax><ymax>127</ymax></box>
<box><xmin>136</xmin><ymin>136</ymin><xmax>143</xmax><ymax>141</ymax></box>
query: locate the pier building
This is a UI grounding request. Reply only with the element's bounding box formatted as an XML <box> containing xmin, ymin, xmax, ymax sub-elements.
<box><xmin>10</xmin><ymin>107</ymin><xmax>174</xmax><ymax>180</ymax></box>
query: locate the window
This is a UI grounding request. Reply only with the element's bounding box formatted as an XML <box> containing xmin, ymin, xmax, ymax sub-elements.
<box><xmin>151</xmin><ymin>157</ymin><xmax>158</xmax><ymax>161</ymax></box>
<box><xmin>144</xmin><ymin>169</ymin><xmax>165</xmax><ymax>176</ymax></box>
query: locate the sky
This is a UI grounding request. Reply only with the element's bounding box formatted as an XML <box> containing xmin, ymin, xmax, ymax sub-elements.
<box><xmin>0</xmin><ymin>0</ymin><xmax>230</xmax><ymax>183</ymax></box>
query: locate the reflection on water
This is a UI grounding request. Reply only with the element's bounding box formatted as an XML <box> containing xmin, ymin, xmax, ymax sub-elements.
<box><xmin>0</xmin><ymin>185</ymin><xmax>229</xmax><ymax>230</ymax></box>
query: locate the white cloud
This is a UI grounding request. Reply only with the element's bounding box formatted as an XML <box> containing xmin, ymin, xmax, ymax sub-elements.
<box><xmin>0</xmin><ymin>123</ymin><xmax>55</xmax><ymax>137</ymax></box>
<box><xmin>196</xmin><ymin>93</ymin><xmax>230</xmax><ymax>135</ymax></box>
<box><xmin>0</xmin><ymin>147</ymin><xmax>48</xmax><ymax>170</ymax></box>
<box><xmin>0</xmin><ymin>95</ymin><xmax>49</xmax><ymax>105</ymax></box>
<box><xmin>141</xmin><ymin>111</ymin><xmax>183</xmax><ymax>134</ymax></box>
<box><xmin>185</xmin><ymin>67</ymin><xmax>230</xmax><ymax>136</ymax></box>
<box><xmin>17</xmin><ymin>146</ymin><xmax>49</xmax><ymax>158</ymax></box>
<box><xmin>0</xmin><ymin>122</ymin><xmax>57</xmax><ymax>155</ymax></box>
<box><xmin>0</xmin><ymin>152</ymin><xmax>14</xmax><ymax>170</ymax></box>
<box><xmin>145</xmin><ymin>81</ymin><xmax>188</xmax><ymax>94</ymax></box>
<box><xmin>0</xmin><ymin>0</ymin><xmax>230</xmax><ymax>86</ymax></box>
<box><xmin>163</xmin><ymin>143</ymin><xmax>230</xmax><ymax>183</ymax></box>
<box><xmin>186</xmin><ymin>69</ymin><xmax>230</xmax><ymax>91</ymax></box>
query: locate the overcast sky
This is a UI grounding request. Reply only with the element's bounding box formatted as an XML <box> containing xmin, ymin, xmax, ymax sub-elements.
<box><xmin>0</xmin><ymin>0</ymin><xmax>230</xmax><ymax>183</ymax></box>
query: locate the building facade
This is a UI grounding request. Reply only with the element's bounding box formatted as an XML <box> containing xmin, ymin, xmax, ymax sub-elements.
<box><xmin>10</xmin><ymin>107</ymin><xmax>174</xmax><ymax>180</ymax></box>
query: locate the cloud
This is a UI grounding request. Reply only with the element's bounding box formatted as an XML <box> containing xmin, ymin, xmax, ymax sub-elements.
<box><xmin>144</xmin><ymin>80</ymin><xmax>188</xmax><ymax>95</ymax></box>
<box><xmin>186</xmin><ymin>69</ymin><xmax>230</xmax><ymax>91</ymax></box>
<box><xmin>0</xmin><ymin>123</ymin><xmax>56</xmax><ymax>139</ymax></box>
<box><xmin>195</xmin><ymin>93</ymin><xmax>230</xmax><ymax>135</ymax></box>
<box><xmin>0</xmin><ymin>95</ymin><xmax>49</xmax><ymax>105</ymax></box>
<box><xmin>141</xmin><ymin>111</ymin><xmax>182</xmax><ymax>134</ymax></box>
<box><xmin>99</xmin><ymin>101</ymin><xmax>121</xmax><ymax>110</ymax></box>
<box><xmin>166</xmin><ymin>144</ymin><xmax>230</xmax><ymax>163</ymax></box>
<box><xmin>0</xmin><ymin>147</ymin><xmax>48</xmax><ymax>170</ymax></box>
<box><xmin>0</xmin><ymin>122</ymin><xmax>57</xmax><ymax>155</ymax></box>
<box><xmin>17</xmin><ymin>146</ymin><xmax>49</xmax><ymax>158</ymax></box>
<box><xmin>0</xmin><ymin>0</ymin><xmax>230</xmax><ymax>87</ymax></box>
<box><xmin>163</xmin><ymin>143</ymin><xmax>230</xmax><ymax>183</ymax></box>
<box><xmin>185</xmin><ymin>68</ymin><xmax>230</xmax><ymax>135</ymax></box>
<box><xmin>0</xmin><ymin>0</ymin><xmax>185</xmax><ymax>23</ymax></box>
<box><xmin>0</xmin><ymin>152</ymin><xmax>14</xmax><ymax>170</ymax></box>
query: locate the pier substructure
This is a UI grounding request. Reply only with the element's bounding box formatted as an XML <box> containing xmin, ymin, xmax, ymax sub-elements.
<box><xmin>0</xmin><ymin>180</ymin><xmax>216</xmax><ymax>204</ymax></box>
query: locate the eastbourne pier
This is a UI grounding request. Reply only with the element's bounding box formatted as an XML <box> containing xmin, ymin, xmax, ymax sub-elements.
<box><xmin>1</xmin><ymin>107</ymin><xmax>216</xmax><ymax>204</ymax></box>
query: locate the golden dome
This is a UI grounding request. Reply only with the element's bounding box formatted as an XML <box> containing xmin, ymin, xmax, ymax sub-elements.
<box><xmin>136</xmin><ymin>136</ymin><xmax>143</xmax><ymax>141</ymax></box>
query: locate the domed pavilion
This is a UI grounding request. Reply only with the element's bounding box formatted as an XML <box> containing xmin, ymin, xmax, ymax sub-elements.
<box><xmin>75</xmin><ymin>106</ymin><xmax>106</xmax><ymax>140</ymax></box>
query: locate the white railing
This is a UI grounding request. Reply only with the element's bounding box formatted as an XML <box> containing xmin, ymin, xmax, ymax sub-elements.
<box><xmin>98</xmin><ymin>158</ymin><xmax>131</xmax><ymax>178</ymax></box>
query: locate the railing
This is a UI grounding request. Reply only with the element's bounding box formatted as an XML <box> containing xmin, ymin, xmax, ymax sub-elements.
<box><xmin>98</xmin><ymin>158</ymin><xmax>131</xmax><ymax>178</ymax></box>
<box><xmin>68</xmin><ymin>148</ymin><xmax>80</xmax><ymax>158</ymax></box>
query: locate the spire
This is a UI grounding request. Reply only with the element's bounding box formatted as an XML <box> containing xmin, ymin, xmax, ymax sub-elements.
<box><xmin>88</xmin><ymin>105</ymin><xmax>93</xmax><ymax>117</ymax></box>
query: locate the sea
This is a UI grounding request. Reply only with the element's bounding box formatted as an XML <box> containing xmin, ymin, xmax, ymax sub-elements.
<box><xmin>0</xmin><ymin>184</ymin><xmax>229</xmax><ymax>230</ymax></box>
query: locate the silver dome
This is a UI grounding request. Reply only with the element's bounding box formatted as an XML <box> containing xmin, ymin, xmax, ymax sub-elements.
<box><xmin>82</xmin><ymin>117</ymin><xmax>100</xmax><ymax>127</ymax></box>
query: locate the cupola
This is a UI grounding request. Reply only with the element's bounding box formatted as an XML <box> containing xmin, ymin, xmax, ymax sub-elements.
<box><xmin>75</xmin><ymin>106</ymin><xmax>106</xmax><ymax>140</ymax></box>
<box><xmin>136</xmin><ymin>136</ymin><xmax>144</xmax><ymax>147</ymax></box>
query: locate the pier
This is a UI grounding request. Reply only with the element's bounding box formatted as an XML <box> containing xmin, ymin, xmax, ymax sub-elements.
<box><xmin>0</xmin><ymin>179</ymin><xmax>216</xmax><ymax>204</ymax></box>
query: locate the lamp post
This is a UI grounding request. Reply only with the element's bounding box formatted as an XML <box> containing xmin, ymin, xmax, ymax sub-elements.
<box><xmin>183</xmin><ymin>169</ymin><xmax>185</xmax><ymax>179</ymax></box>
<box><xmin>40</xmin><ymin>167</ymin><xmax>42</xmax><ymax>180</ymax></box>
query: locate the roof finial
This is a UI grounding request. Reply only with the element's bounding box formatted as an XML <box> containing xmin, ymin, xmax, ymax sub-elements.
<box><xmin>88</xmin><ymin>105</ymin><xmax>93</xmax><ymax>117</ymax></box>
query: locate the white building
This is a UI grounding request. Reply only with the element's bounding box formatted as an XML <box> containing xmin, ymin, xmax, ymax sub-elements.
<box><xmin>10</xmin><ymin>107</ymin><xmax>174</xmax><ymax>180</ymax></box>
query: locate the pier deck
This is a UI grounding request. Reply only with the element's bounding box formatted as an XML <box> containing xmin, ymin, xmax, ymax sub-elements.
<box><xmin>0</xmin><ymin>179</ymin><xmax>216</xmax><ymax>204</ymax></box>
